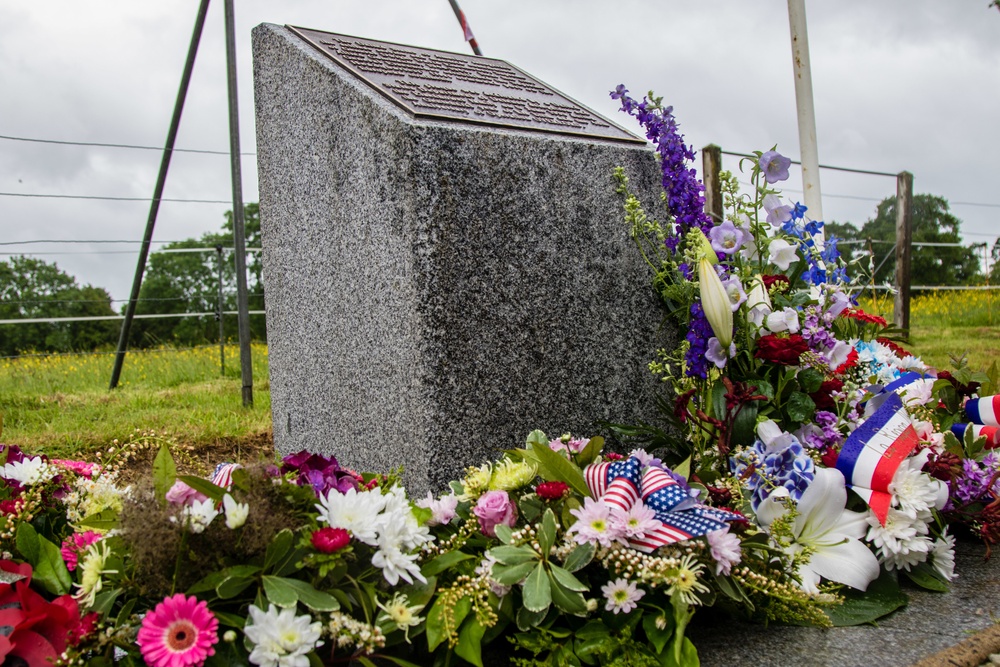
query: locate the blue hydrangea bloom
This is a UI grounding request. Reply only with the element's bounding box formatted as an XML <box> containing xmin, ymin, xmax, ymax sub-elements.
<box><xmin>730</xmin><ymin>435</ymin><xmax>816</xmax><ymax>511</ymax></box>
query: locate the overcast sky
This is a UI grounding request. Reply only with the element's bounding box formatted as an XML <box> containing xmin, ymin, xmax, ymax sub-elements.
<box><xmin>1</xmin><ymin>1</ymin><xmax>998</xmax><ymax>302</ymax></box>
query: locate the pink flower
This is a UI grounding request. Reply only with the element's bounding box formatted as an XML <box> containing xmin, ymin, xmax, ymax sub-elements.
<box><xmin>310</xmin><ymin>527</ymin><xmax>351</xmax><ymax>554</ymax></box>
<box><xmin>601</xmin><ymin>577</ymin><xmax>645</xmax><ymax>614</ymax></box>
<box><xmin>568</xmin><ymin>497</ymin><xmax>625</xmax><ymax>547</ymax></box>
<box><xmin>165</xmin><ymin>480</ymin><xmax>208</xmax><ymax>506</ymax></box>
<box><xmin>136</xmin><ymin>594</ymin><xmax>218</xmax><ymax>667</ymax></box>
<box><xmin>706</xmin><ymin>527</ymin><xmax>742</xmax><ymax>576</ymax></box>
<box><xmin>548</xmin><ymin>438</ymin><xmax>589</xmax><ymax>455</ymax></box>
<box><xmin>416</xmin><ymin>492</ymin><xmax>459</xmax><ymax>526</ymax></box>
<box><xmin>473</xmin><ymin>490</ymin><xmax>518</xmax><ymax>538</ymax></box>
<box><xmin>61</xmin><ymin>532</ymin><xmax>102</xmax><ymax>571</ymax></box>
<box><xmin>51</xmin><ymin>459</ymin><xmax>100</xmax><ymax>478</ymax></box>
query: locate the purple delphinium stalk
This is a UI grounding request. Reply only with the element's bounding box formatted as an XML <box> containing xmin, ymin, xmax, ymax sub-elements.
<box><xmin>685</xmin><ymin>302</ymin><xmax>713</xmax><ymax>379</ymax></box>
<box><xmin>612</xmin><ymin>86</ymin><xmax>714</xmax><ymax>244</ymax></box>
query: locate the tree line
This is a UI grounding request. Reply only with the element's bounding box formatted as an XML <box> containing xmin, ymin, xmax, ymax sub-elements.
<box><xmin>0</xmin><ymin>204</ymin><xmax>264</xmax><ymax>357</ymax></box>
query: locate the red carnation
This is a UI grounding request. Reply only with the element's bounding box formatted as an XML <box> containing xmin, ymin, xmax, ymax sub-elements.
<box><xmin>536</xmin><ymin>481</ymin><xmax>569</xmax><ymax>500</ymax></box>
<box><xmin>810</xmin><ymin>378</ymin><xmax>844</xmax><ymax>412</ymax></box>
<box><xmin>843</xmin><ymin>308</ymin><xmax>887</xmax><ymax>327</ymax></box>
<box><xmin>835</xmin><ymin>347</ymin><xmax>859</xmax><ymax>375</ymax></box>
<box><xmin>820</xmin><ymin>447</ymin><xmax>840</xmax><ymax>468</ymax></box>
<box><xmin>754</xmin><ymin>334</ymin><xmax>810</xmax><ymax>366</ymax></box>
<box><xmin>311</xmin><ymin>527</ymin><xmax>351</xmax><ymax>554</ymax></box>
<box><xmin>877</xmin><ymin>337</ymin><xmax>912</xmax><ymax>359</ymax></box>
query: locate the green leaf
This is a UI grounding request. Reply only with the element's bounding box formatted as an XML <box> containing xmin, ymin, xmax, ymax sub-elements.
<box><xmin>282</xmin><ymin>578</ymin><xmax>340</xmax><ymax>611</ymax></box>
<box><xmin>672</xmin><ymin>456</ymin><xmax>692</xmax><ymax>482</ymax></box>
<box><xmin>902</xmin><ymin>562</ymin><xmax>949</xmax><ymax>592</ymax></box>
<box><xmin>642</xmin><ymin>611</ymin><xmax>672</xmax><ymax>655</ymax></box>
<box><xmin>573</xmin><ymin>620</ymin><xmax>613</xmax><ymax>661</ymax></box>
<box><xmin>516</xmin><ymin>605</ymin><xmax>548</xmax><ymax>632</ymax></box>
<box><xmin>488</xmin><ymin>545</ymin><xmax>539</xmax><ymax>567</ymax></box>
<box><xmin>538</xmin><ymin>509</ymin><xmax>557</xmax><ymax>558</ymax></box>
<box><xmin>177</xmin><ymin>475</ymin><xmax>228</xmax><ymax>503</ymax></box>
<box><xmin>548</xmin><ymin>564</ymin><xmax>588</xmax><ymax>592</ymax></box>
<box><xmin>422</xmin><ymin>550</ymin><xmax>474</xmax><ymax>577</ymax></box>
<box><xmin>518</xmin><ymin>494</ymin><xmax>543</xmax><ymax>523</ymax></box>
<box><xmin>455</xmin><ymin>616</ymin><xmax>486</xmax><ymax>667</ymax></box>
<box><xmin>529</xmin><ymin>438</ymin><xmax>590</xmax><ymax>498</ymax></box>
<box><xmin>785</xmin><ymin>391</ymin><xmax>816</xmax><ymax>423</ymax></box>
<box><xmin>77</xmin><ymin>508</ymin><xmax>119</xmax><ymax>532</ymax></box>
<box><xmin>188</xmin><ymin>565</ymin><xmax>260</xmax><ymax>596</ymax></box>
<box><xmin>262</xmin><ymin>575</ymin><xmax>298</xmax><ymax>608</ymax></box>
<box><xmin>263</xmin><ymin>530</ymin><xmax>295</xmax><ymax>573</ymax></box>
<box><xmin>33</xmin><ymin>533</ymin><xmax>72</xmax><ymax>596</ymax></box>
<box><xmin>425</xmin><ymin>597</ymin><xmax>448</xmax><ymax>652</ymax></box>
<box><xmin>797</xmin><ymin>367</ymin><xmax>824</xmax><ymax>394</ymax></box>
<box><xmin>400</xmin><ymin>576</ymin><xmax>437</xmax><ymax>609</ymax></box>
<box><xmin>522</xmin><ymin>563</ymin><xmax>552</xmax><ymax>613</ymax></box>
<box><xmin>214</xmin><ymin>611</ymin><xmax>248</xmax><ymax>628</ymax></box>
<box><xmin>710</xmin><ymin>382</ymin><xmax>728</xmax><ymax>422</ymax></box>
<box><xmin>494</xmin><ymin>524</ymin><xmax>514</xmax><ymax>545</ymax></box>
<box><xmin>492</xmin><ymin>560</ymin><xmax>537</xmax><ymax>586</ymax></box>
<box><xmin>152</xmin><ymin>443</ymin><xmax>177</xmax><ymax>504</ymax></box>
<box><xmin>578</xmin><ymin>436</ymin><xmax>604</xmax><ymax>467</ymax></box>
<box><xmin>824</xmin><ymin>570</ymin><xmax>908</xmax><ymax>626</ymax></box>
<box><xmin>15</xmin><ymin>522</ymin><xmax>40</xmax><ymax>563</ymax></box>
<box><xmin>730</xmin><ymin>402</ymin><xmax>759</xmax><ymax>449</ymax></box>
<box><xmin>660</xmin><ymin>636</ymin><xmax>699</xmax><ymax>667</ymax></box>
<box><xmin>562</xmin><ymin>541</ymin><xmax>595</xmax><ymax>573</ymax></box>
<box><xmin>548</xmin><ymin>572</ymin><xmax>587</xmax><ymax>614</ymax></box>
<box><xmin>752</xmin><ymin>378</ymin><xmax>775</xmax><ymax>401</ymax></box>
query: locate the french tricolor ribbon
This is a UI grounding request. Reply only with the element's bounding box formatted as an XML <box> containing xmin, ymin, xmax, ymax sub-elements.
<box><xmin>210</xmin><ymin>462</ymin><xmax>241</xmax><ymax>489</ymax></box>
<box><xmin>965</xmin><ymin>395</ymin><xmax>1000</xmax><ymax>427</ymax></box>
<box><xmin>584</xmin><ymin>457</ymin><xmax>740</xmax><ymax>553</ymax></box>
<box><xmin>950</xmin><ymin>423</ymin><xmax>1000</xmax><ymax>448</ymax></box>
<box><xmin>836</xmin><ymin>393</ymin><xmax>919</xmax><ymax>525</ymax></box>
<box><xmin>861</xmin><ymin>371</ymin><xmax>926</xmax><ymax>412</ymax></box>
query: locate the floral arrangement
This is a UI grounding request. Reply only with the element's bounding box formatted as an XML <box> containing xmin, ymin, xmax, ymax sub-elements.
<box><xmin>1</xmin><ymin>86</ymin><xmax>999</xmax><ymax>667</ymax></box>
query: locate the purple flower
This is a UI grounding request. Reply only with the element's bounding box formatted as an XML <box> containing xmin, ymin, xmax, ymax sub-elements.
<box><xmin>281</xmin><ymin>450</ymin><xmax>360</xmax><ymax>496</ymax></box>
<box><xmin>685</xmin><ymin>302</ymin><xmax>714</xmax><ymax>379</ymax></box>
<box><xmin>759</xmin><ymin>150</ymin><xmax>791</xmax><ymax>183</ymax></box>
<box><xmin>721</xmin><ymin>275</ymin><xmax>747</xmax><ymax>311</ymax></box>
<box><xmin>708</xmin><ymin>220</ymin><xmax>748</xmax><ymax>256</ymax></box>
<box><xmin>706</xmin><ymin>337</ymin><xmax>736</xmax><ymax>369</ymax></box>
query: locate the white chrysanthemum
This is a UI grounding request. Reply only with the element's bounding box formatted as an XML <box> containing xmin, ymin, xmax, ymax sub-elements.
<box><xmin>315</xmin><ymin>487</ymin><xmax>386</xmax><ymax>546</ymax></box>
<box><xmin>866</xmin><ymin>508</ymin><xmax>922</xmax><ymax>555</ymax></box>
<box><xmin>371</xmin><ymin>540</ymin><xmax>424</xmax><ymax>586</ymax></box>
<box><xmin>899</xmin><ymin>379</ymin><xmax>935</xmax><ymax>407</ymax></box>
<box><xmin>2</xmin><ymin>456</ymin><xmax>56</xmax><ymax>486</ymax></box>
<box><xmin>880</xmin><ymin>533</ymin><xmax>932</xmax><ymax>571</ymax></box>
<box><xmin>890</xmin><ymin>459</ymin><xmax>948</xmax><ymax>518</ymax></box>
<box><xmin>244</xmin><ymin>604</ymin><xmax>323</xmax><ymax>667</ymax></box>
<box><xmin>930</xmin><ymin>531</ymin><xmax>957</xmax><ymax>581</ymax></box>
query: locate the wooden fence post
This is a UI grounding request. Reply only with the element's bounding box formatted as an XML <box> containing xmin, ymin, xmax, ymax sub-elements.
<box><xmin>894</xmin><ymin>171</ymin><xmax>914</xmax><ymax>333</ymax></box>
<box><xmin>702</xmin><ymin>144</ymin><xmax>723</xmax><ymax>223</ymax></box>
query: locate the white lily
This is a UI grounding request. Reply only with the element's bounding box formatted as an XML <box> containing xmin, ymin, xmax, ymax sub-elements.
<box><xmin>698</xmin><ymin>257</ymin><xmax>733</xmax><ymax>348</ymax></box>
<box><xmin>756</xmin><ymin>467</ymin><xmax>880</xmax><ymax>594</ymax></box>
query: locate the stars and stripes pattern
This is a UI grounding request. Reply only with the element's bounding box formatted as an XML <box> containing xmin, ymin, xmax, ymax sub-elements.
<box><xmin>210</xmin><ymin>462</ymin><xmax>241</xmax><ymax>489</ymax></box>
<box><xmin>950</xmin><ymin>423</ymin><xmax>1000</xmax><ymax>448</ymax></box>
<box><xmin>836</xmin><ymin>393</ymin><xmax>918</xmax><ymax>525</ymax></box>
<box><xmin>584</xmin><ymin>457</ymin><xmax>740</xmax><ymax>553</ymax></box>
<box><xmin>965</xmin><ymin>395</ymin><xmax>1000</xmax><ymax>427</ymax></box>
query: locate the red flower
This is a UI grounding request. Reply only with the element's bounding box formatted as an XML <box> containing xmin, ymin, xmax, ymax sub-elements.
<box><xmin>761</xmin><ymin>274</ymin><xmax>791</xmax><ymax>293</ymax></box>
<box><xmin>311</xmin><ymin>527</ymin><xmax>351</xmax><ymax>554</ymax></box>
<box><xmin>843</xmin><ymin>308</ymin><xmax>887</xmax><ymax>327</ymax></box>
<box><xmin>536</xmin><ymin>481</ymin><xmax>569</xmax><ymax>500</ymax></box>
<box><xmin>604</xmin><ymin>452</ymin><xmax>625</xmax><ymax>461</ymax></box>
<box><xmin>754</xmin><ymin>334</ymin><xmax>809</xmax><ymax>366</ymax></box>
<box><xmin>0</xmin><ymin>562</ymin><xmax>89</xmax><ymax>665</ymax></box>
<box><xmin>810</xmin><ymin>379</ymin><xmax>844</xmax><ymax>412</ymax></box>
<box><xmin>876</xmin><ymin>337</ymin><xmax>912</xmax><ymax>359</ymax></box>
<box><xmin>820</xmin><ymin>447</ymin><xmax>840</xmax><ymax>468</ymax></box>
<box><xmin>835</xmin><ymin>348</ymin><xmax>859</xmax><ymax>375</ymax></box>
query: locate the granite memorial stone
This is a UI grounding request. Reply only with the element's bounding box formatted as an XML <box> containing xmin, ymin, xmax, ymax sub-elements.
<box><xmin>252</xmin><ymin>24</ymin><xmax>668</xmax><ymax>493</ymax></box>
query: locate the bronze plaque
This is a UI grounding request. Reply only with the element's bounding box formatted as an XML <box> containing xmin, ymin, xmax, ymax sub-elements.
<box><xmin>287</xmin><ymin>26</ymin><xmax>644</xmax><ymax>144</ymax></box>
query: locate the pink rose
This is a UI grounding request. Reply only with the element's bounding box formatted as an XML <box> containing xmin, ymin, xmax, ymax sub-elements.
<box><xmin>165</xmin><ymin>480</ymin><xmax>208</xmax><ymax>506</ymax></box>
<box><xmin>473</xmin><ymin>490</ymin><xmax>517</xmax><ymax>538</ymax></box>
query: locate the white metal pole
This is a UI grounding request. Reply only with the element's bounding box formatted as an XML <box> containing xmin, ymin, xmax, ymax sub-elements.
<box><xmin>787</xmin><ymin>0</ymin><xmax>824</xmax><ymax>243</ymax></box>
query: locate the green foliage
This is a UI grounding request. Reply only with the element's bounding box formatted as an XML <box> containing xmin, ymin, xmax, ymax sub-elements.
<box><xmin>0</xmin><ymin>256</ymin><xmax>118</xmax><ymax>356</ymax></box>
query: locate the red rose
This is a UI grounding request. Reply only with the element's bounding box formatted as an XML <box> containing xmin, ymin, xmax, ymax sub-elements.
<box><xmin>754</xmin><ymin>334</ymin><xmax>809</xmax><ymax>365</ymax></box>
<box><xmin>536</xmin><ymin>481</ymin><xmax>569</xmax><ymax>500</ymax></box>
<box><xmin>311</xmin><ymin>527</ymin><xmax>351</xmax><ymax>554</ymax></box>
<box><xmin>810</xmin><ymin>378</ymin><xmax>844</xmax><ymax>412</ymax></box>
<box><xmin>820</xmin><ymin>447</ymin><xmax>840</xmax><ymax>468</ymax></box>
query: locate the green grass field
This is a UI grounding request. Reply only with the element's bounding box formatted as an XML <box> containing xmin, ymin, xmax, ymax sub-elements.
<box><xmin>1</xmin><ymin>291</ymin><xmax>997</xmax><ymax>464</ymax></box>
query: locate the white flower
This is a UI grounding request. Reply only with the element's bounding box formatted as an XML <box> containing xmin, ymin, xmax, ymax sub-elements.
<box><xmin>371</xmin><ymin>541</ymin><xmax>424</xmax><ymax>586</ymax></box>
<box><xmin>706</xmin><ymin>527</ymin><xmax>742</xmax><ymax>576</ymax></box>
<box><xmin>899</xmin><ymin>378</ymin><xmax>935</xmax><ymax>407</ymax></box>
<box><xmin>866</xmin><ymin>507</ymin><xmax>932</xmax><ymax>571</ymax></box>
<box><xmin>315</xmin><ymin>487</ymin><xmax>386</xmax><ymax>546</ymax></box>
<box><xmin>182</xmin><ymin>497</ymin><xmax>220</xmax><ymax>534</ymax></box>
<box><xmin>698</xmin><ymin>257</ymin><xmax>733</xmax><ymax>348</ymax></box>
<box><xmin>74</xmin><ymin>540</ymin><xmax>116</xmax><ymax>608</ymax></box>
<box><xmin>890</xmin><ymin>455</ymin><xmax>948</xmax><ymax>517</ymax></box>
<box><xmin>2</xmin><ymin>456</ymin><xmax>56</xmax><ymax>486</ymax></box>
<box><xmin>416</xmin><ymin>492</ymin><xmax>458</xmax><ymax>527</ymax></box>
<box><xmin>756</xmin><ymin>468</ymin><xmax>879</xmax><ymax>594</ymax></box>
<box><xmin>930</xmin><ymin>531</ymin><xmax>957</xmax><ymax>581</ymax></box>
<box><xmin>826</xmin><ymin>340</ymin><xmax>854</xmax><ymax>370</ymax></box>
<box><xmin>744</xmin><ymin>275</ymin><xmax>772</xmax><ymax>329</ymax></box>
<box><xmin>244</xmin><ymin>604</ymin><xmax>324</xmax><ymax>667</ymax></box>
<box><xmin>223</xmin><ymin>493</ymin><xmax>249</xmax><ymax>529</ymax></box>
<box><xmin>376</xmin><ymin>593</ymin><xmax>424</xmax><ymax>642</ymax></box>
<box><xmin>767</xmin><ymin>238</ymin><xmax>799</xmax><ymax>271</ymax></box>
<box><xmin>765</xmin><ymin>307</ymin><xmax>800</xmax><ymax>334</ymax></box>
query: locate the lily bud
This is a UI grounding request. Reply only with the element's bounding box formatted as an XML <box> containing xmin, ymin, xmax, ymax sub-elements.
<box><xmin>698</xmin><ymin>257</ymin><xmax>733</xmax><ymax>348</ymax></box>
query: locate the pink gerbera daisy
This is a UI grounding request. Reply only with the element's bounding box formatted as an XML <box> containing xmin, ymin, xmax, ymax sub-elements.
<box><xmin>136</xmin><ymin>594</ymin><xmax>219</xmax><ymax>667</ymax></box>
